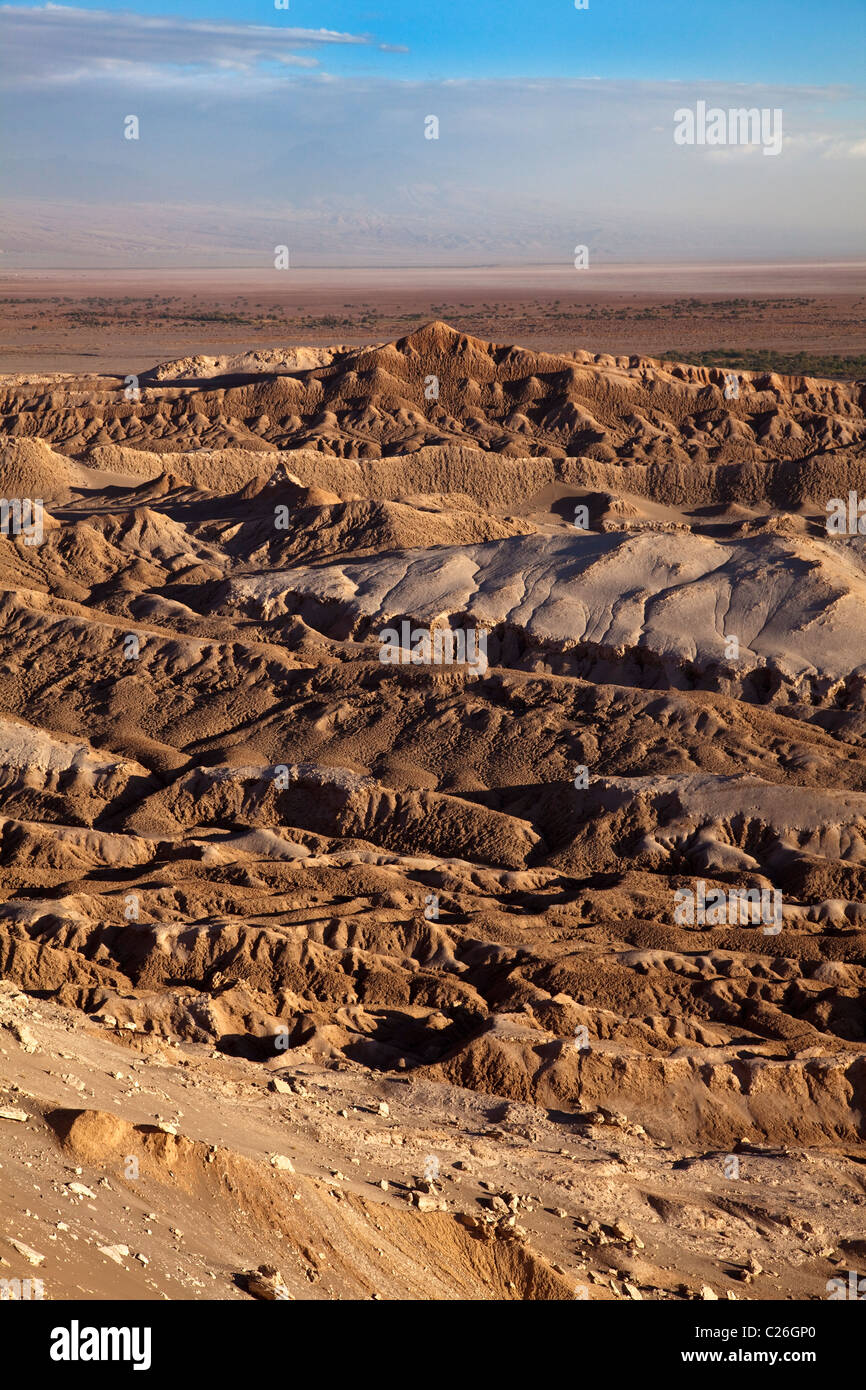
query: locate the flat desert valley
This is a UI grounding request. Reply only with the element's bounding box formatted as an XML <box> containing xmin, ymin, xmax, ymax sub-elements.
<box><xmin>1</xmin><ymin>262</ymin><xmax>864</xmax><ymax>372</ymax></box>
<box><xmin>1</xmin><ymin>267</ymin><xmax>865</xmax><ymax>1303</ymax></box>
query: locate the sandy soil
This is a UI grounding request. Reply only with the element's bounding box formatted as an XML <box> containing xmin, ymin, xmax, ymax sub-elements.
<box><xmin>0</xmin><ymin>263</ymin><xmax>863</xmax><ymax>372</ymax></box>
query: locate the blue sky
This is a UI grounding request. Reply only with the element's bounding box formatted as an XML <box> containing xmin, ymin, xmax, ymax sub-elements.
<box><xmin>0</xmin><ymin>2</ymin><xmax>863</xmax><ymax>266</ymax></box>
<box><xmin>41</xmin><ymin>0</ymin><xmax>866</xmax><ymax>84</ymax></box>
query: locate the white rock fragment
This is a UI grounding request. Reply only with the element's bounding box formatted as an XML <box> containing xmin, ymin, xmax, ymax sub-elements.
<box><xmin>98</xmin><ymin>1244</ymin><xmax>129</xmax><ymax>1266</ymax></box>
<box><xmin>9</xmin><ymin>1239</ymin><xmax>44</xmax><ymax>1266</ymax></box>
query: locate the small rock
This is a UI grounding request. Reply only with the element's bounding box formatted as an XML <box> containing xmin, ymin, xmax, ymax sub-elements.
<box><xmin>245</xmin><ymin>1264</ymin><xmax>293</xmax><ymax>1301</ymax></box>
<box><xmin>483</xmin><ymin>1195</ymin><xmax>509</xmax><ymax>1215</ymax></box>
<box><xmin>98</xmin><ymin>1244</ymin><xmax>129</xmax><ymax>1266</ymax></box>
<box><xmin>8</xmin><ymin>1023</ymin><xmax>38</xmax><ymax>1053</ymax></box>
<box><xmin>9</xmin><ymin>1239</ymin><xmax>44</xmax><ymax>1266</ymax></box>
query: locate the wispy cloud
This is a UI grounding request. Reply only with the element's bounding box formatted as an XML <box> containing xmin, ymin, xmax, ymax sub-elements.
<box><xmin>0</xmin><ymin>4</ymin><xmax>385</xmax><ymax>85</ymax></box>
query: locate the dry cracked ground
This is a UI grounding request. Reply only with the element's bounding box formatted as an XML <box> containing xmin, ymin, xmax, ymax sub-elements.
<box><xmin>0</xmin><ymin>322</ymin><xmax>865</xmax><ymax>1302</ymax></box>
